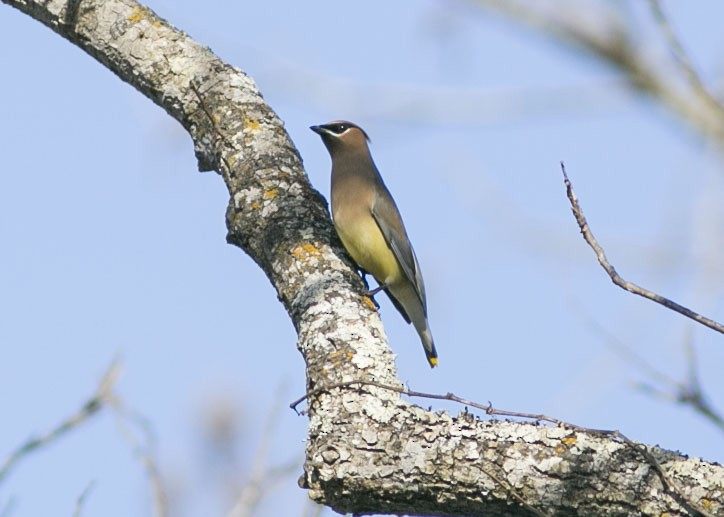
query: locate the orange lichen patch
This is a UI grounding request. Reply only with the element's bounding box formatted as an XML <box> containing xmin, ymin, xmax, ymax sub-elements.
<box><xmin>251</xmin><ymin>201</ymin><xmax>261</xmax><ymax>210</ymax></box>
<box><xmin>561</xmin><ymin>435</ymin><xmax>577</xmax><ymax>447</ymax></box>
<box><xmin>328</xmin><ymin>350</ymin><xmax>345</xmax><ymax>361</ymax></box>
<box><xmin>291</xmin><ymin>243</ymin><xmax>321</xmax><ymax>261</ymax></box>
<box><xmin>152</xmin><ymin>21</ymin><xmax>162</xmax><ymax>28</ymax></box>
<box><xmin>301</xmin><ymin>243</ymin><xmax>321</xmax><ymax>255</ymax></box>
<box><xmin>263</xmin><ymin>188</ymin><xmax>279</xmax><ymax>199</ymax></box>
<box><xmin>363</xmin><ymin>296</ymin><xmax>378</xmax><ymax>311</ymax></box>
<box><xmin>328</xmin><ymin>350</ymin><xmax>354</xmax><ymax>361</ymax></box>
<box><xmin>128</xmin><ymin>6</ymin><xmax>148</xmax><ymax>22</ymax></box>
<box><xmin>323</xmin><ymin>350</ymin><xmax>355</xmax><ymax>370</ymax></box>
<box><xmin>244</xmin><ymin>118</ymin><xmax>261</xmax><ymax>132</ymax></box>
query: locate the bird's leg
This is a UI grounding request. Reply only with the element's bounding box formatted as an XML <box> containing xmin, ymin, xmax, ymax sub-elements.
<box><xmin>366</xmin><ymin>283</ymin><xmax>387</xmax><ymax>297</ymax></box>
<box><xmin>359</xmin><ymin>269</ymin><xmax>372</xmax><ymax>290</ymax></box>
<box><xmin>359</xmin><ymin>272</ymin><xmax>383</xmax><ymax>309</ymax></box>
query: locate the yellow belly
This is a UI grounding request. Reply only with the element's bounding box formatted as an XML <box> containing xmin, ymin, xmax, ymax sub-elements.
<box><xmin>334</xmin><ymin>216</ymin><xmax>402</xmax><ymax>286</ymax></box>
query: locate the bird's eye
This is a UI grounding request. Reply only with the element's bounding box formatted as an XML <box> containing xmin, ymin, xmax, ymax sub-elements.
<box><xmin>333</xmin><ymin>124</ymin><xmax>349</xmax><ymax>133</ymax></box>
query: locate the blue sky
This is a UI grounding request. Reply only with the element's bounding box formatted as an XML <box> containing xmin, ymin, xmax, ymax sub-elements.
<box><xmin>1</xmin><ymin>1</ymin><xmax>723</xmax><ymax>515</ymax></box>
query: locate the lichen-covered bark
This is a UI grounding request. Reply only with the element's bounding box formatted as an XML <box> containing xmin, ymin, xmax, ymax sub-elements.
<box><xmin>4</xmin><ymin>1</ymin><xmax>723</xmax><ymax>515</ymax></box>
<box><xmin>304</xmin><ymin>389</ymin><xmax>724</xmax><ymax>515</ymax></box>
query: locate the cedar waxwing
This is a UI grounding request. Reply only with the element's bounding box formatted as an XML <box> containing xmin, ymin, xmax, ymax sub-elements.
<box><xmin>310</xmin><ymin>121</ymin><xmax>438</xmax><ymax>367</ymax></box>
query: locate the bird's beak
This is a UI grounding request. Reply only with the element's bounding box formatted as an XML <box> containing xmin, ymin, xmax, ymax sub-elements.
<box><xmin>310</xmin><ymin>125</ymin><xmax>326</xmax><ymax>135</ymax></box>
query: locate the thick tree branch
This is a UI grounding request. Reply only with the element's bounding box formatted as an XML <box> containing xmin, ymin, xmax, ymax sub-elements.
<box><xmin>4</xmin><ymin>1</ymin><xmax>724</xmax><ymax>515</ymax></box>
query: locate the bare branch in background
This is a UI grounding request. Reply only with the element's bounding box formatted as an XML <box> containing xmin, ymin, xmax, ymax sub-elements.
<box><xmin>560</xmin><ymin>162</ymin><xmax>724</xmax><ymax>334</ymax></box>
<box><xmin>581</xmin><ymin>313</ymin><xmax>724</xmax><ymax>432</ymax></box>
<box><xmin>0</xmin><ymin>361</ymin><xmax>120</xmax><ymax>484</ymax></box>
<box><xmin>647</xmin><ymin>0</ymin><xmax>724</xmax><ymax>115</ymax></box>
<box><xmin>110</xmin><ymin>398</ymin><xmax>168</xmax><ymax>517</ymax></box>
<box><xmin>227</xmin><ymin>386</ymin><xmax>299</xmax><ymax>517</ymax></box>
<box><xmin>72</xmin><ymin>480</ymin><xmax>96</xmax><ymax>517</ymax></box>
<box><xmin>472</xmin><ymin>0</ymin><xmax>724</xmax><ymax>147</ymax></box>
<box><xmin>0</xmin><ymin>356</ymin><xmax>168</xmax><ymax>517</ymax></box>
<box><xmin>636</xmin><ymin>336</ymin><xmax>724</xmax><ymax>432</ymax></box>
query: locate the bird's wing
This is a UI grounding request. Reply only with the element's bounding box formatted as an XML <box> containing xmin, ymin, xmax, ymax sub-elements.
<box><xmin>371</xmin><ymin>190</ymin><xmax>428</xmax><ymax>314</ymax></box>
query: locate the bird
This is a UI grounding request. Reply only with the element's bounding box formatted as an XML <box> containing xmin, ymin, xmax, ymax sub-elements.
<box><xmin>310</xmin><ymin>120</ymin><xmax>438</xmax><ymax>367</ymax></box>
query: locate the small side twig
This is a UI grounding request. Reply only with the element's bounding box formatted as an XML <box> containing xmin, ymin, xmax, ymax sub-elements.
<box><xmin>110</xmin><ymin>399</ymin><xmax>168</xmax><ymax>517</ymax></box>
<box><xmin>581</xmin><ymin>312</ymin><xmax>724</xmax><ymax>432</ymax></box>
<box><xmin>291</xmin><ymin>379</ymin><xmax>714</xmax><ymax>517</ymax></box>
<box><xmin>638</xmin><ymin>335</ymin><xmax>724</xmax><ymax>432</ymax></box>
<box><xmin>560</xmin><ymin>162</ymin><xmax>724</xmax><ymax>335</ymax></box>
<box><xmin>72</xmin><ymin>480</ymin><xmax>96</xmax><ymax>517</ymax></box>
<box><xmin>0</xmin><ymin>360</ymin><xmax>121</xmax><ymax>484</ymax></box>
<box><xmin>227</xmin><ymin>385</ymin><xmax>299</xmax><ymax>517</ymax></box>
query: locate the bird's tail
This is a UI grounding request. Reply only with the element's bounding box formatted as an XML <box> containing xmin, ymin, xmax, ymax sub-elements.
<box><xmin>385</xmin><ymin>284</ymin><xmax>438</xmax><ymax>368</ymax></box>
<box><xmin>420</xmin><ymin>327</ymin><xmax>438</xmax><ymax>368</ymax></box>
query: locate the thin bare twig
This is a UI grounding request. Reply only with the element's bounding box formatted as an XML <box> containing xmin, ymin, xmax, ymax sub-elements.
<box><xmin>677</xmin><ymin>337</ymin><xmax>724</xmax><ymax>429</ymax></box>
<box><xmin>72</xmin><ymin>480</ymin><xmax>96</xmax><ymax>517</ymax></box>
<box><xmin>1</xmin><ymin>356</ymin><xmax>170</xmax><ymax>517</ymax></box>
<box><xmin>637</xmin><ymin>335</ymin><xmax>724</xmax><ymax>432</ymax></box>
<box><xmin>227</xmin><ymin>385</ymin><xmax>299</xmax><ymax>517</ymax></box>
<box><xmin>291</xmin><ymin>379</ymin><xmax>714</xmax><ymax>517</ymax></box>
<box><xmin>110</xmin><ymin>399</ymin><xmax>168</xmax><ymax>517</ymax></box>
<box><xmin>581</xmin><ymin>313</ymin><xmax>724</xmax><ymax>432</ymax></box>
<box><xmin>560</xmin><ymin>162</ymin><xmax>724</xmax><ymax>334</ymax></box>
<box><xmin>291</xmin><ymin>379</ymin><xmax>608</xmax><ymax>430</ymax></box>
<box><xmin>0</xmin><ymin>360</ymin><xmax>121</xmax><ymax>484</ymax></box>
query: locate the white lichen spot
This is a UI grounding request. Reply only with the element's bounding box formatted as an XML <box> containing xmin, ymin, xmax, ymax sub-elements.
<box><xmin>377</xmin><ymin>465</ymin><xmax>396</xmax><ymax>478</ymax></box>
<box><xmin>516</xmin><ymin>425</ymin><xmax>543</xmax><ymax>443</ymax></box>
<box><xmin>502</xmin><ymin>456</ymin><xmax>533</xmax><ymax>486</ymax></box>
<box><xmin>234</xmin><ymin>187</ymin><xmax>262</xmax><ymax>209</ymax></box>
<box><xmin>350</xmin><ymin>350</ymin><xmax>375</xmax><ymax>369</ymax></box>
<box><xmin>401</xmin><ymin>440</ymin><xmax>434</xmax><ymax>474</ymax></box>
<box><xmin>421</xmin><ymin>428</ymin><xmax>439</xmax><ymax>443</ymax></box>
<box><xmin>545</xmin><ymin>426</ymin><xmax>571</xmax><ymax>440</ymax></box>
<box><xmin>288</xmin><ymin>182</ymin><xmax>303</xmax><ymax>196</ymax></box>
<box><xmin>464</xmin><ymin>441</ymin><xmax>480</xmax><ymax>460</ymax></box>
<box><xmin>260</xmin><ymin>202</ymin><xmax>279</xmax><ymax>218</ymax></box>
<box><xmin>361</xmin><ymin>428</ymin><xmax>378</xmax><ymax>445</ymax></box>
<box><xmin>537</xmin><ymin>455</ymin><xmax>564</xmax><ymax>473</ymax></box>
<box><xmin>341</xmin><ymin>393</ymin><xmax>362</xmax><ymax>414</ymax></box>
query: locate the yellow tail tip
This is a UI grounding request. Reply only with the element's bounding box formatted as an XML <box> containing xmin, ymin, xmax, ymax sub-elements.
<box><xmin>428</xmin><ymin>357</ymin><xmax>438</xmax><ymax>368</ymax></box>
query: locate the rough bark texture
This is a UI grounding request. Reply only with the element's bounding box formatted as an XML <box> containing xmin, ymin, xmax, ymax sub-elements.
<box><xmin>4</xmin><ymin>0</ymin><xmax>723</xmax><ymax>515</ymax></box>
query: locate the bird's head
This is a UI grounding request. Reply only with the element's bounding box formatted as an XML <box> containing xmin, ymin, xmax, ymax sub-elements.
<box><xmin>310</xmin><ymin>120</ymin><xmax>370</xmax><ymax>153</ymax></box>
